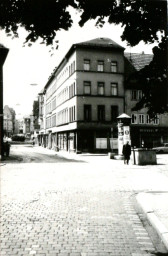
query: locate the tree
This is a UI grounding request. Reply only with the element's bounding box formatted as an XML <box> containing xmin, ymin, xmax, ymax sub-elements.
<box><xmin>0</xmin><ymin>0</ymin><xmax>167</xmax><ymax>114</ymax></box>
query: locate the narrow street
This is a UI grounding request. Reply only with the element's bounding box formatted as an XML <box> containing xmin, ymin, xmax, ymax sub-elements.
<box><xmin>1</xmin><ymin>145</ymin><xmax>168</xmax><ymax>255</ymax></box>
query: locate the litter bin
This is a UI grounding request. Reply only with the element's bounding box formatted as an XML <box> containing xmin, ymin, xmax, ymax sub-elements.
<box><xmin>131</xmin><ymin>148</ymin><xmax>157</xmax><ymax>165</ymax></box>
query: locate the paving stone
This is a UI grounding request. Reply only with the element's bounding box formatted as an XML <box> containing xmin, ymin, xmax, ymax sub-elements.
<box><xmin>1</xmin><ymin>160</ymin><xmax>168</xmax><ymax>255</ymax></box>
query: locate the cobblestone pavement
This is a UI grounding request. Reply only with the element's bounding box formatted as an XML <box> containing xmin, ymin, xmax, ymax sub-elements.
<box><xmin>1</xmin><ymin>156</ymin><xmax>168</xmax><ymax>255</ymax></box>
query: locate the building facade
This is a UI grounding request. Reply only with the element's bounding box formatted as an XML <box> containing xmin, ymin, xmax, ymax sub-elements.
<box><xmin>124</xmin><ymin>53</ymin><xmax>168</xmax><ymax>148</ymax></box>
<box><xmin>38</xmin><ymin>38</ymin><xmax>168</xmax><ymax>153</ymax></box>
<box><xmin>3</xmin><ymin>105</ymin><xmax>15</xmax><ymax>137</ymax></box>
<box><xmin>39</xmin><ymin>38</ymin><xmax>125</xmax><ymax>152</ymax></box>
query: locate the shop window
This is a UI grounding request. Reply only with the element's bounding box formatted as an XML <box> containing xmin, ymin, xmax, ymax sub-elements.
<box><xmin>98</xmin><ymin>82</ymin><xmax>105</xmax><ymax>95</ymax></box>
<box><xmin>111</xmin><ymin>83</ymin><xmax>118</xmax><ymax>96</ymax></box>
<box><xmin>97</xmin><ymin>60</ymin><xmax>104</xmax><ymax>72</ymax></box>
<box><xmin>111</xmin><ymin>61</ymin><xmax>117</xmax><ymax>73</ymax></box>
<box><xmin>98</xmin><ymin>105</ymin><xmax>105</xmax><ymax>121</ymax></box>
<box><xmin>84</xmin><ymin>105</ymin><xmax>91</xmax><ymax>121</ymax></box>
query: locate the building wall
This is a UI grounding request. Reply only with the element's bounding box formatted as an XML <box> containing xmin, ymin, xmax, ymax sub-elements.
<box><xmin>125</xmin><ymin>89</ymin><xmax>168</xmax><ymax>147</ymax></box>
<box><xmin>3</xmin><ymin>105</ymin><xmax>14</xmax><ymax>136</ymax></box>
<box><xmin>42</xmin><ymin>45</ymin><xmax>125</xmax><ymax>152</ymax></box>
<box><xmin>76</xmin><ymin>48</ymin><xmax>124</xmax><ymax>73</ymax></box>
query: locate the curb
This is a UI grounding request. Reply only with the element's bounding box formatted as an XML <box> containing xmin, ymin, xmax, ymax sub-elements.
<box><xmin>136</xmin><ymin>193</ymin><xmax>168</xmax><ymax>251</ymax></box>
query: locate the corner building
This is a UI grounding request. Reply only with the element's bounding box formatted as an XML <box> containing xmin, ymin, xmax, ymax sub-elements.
<box><xmin>42</xmin><ymin>38</ymin><xmax>125</xmax><ymax>153</ymax></box>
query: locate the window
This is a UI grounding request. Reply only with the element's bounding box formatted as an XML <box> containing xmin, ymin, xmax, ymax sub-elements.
<box><xmin>84</xmin><ymin>81</ymin><xmax>91</xmax><ymax>95</ymax></box>
<box><xmin>73</xmin><ymin>106</ymin><xmax>76</xmax><ymax>121</ymax></box>
<box><xmin>146</xmin><ymin>115</ymin><xmax>152</xmax><ymax>124</ymax></box>
<box><xmin>153</xmin><ymin>115</ymin><xmax>159</xmax><ymax>125</ymax></box>
<box><xmin>139</xmin><ymin>114</ymin><xmax>145</xmax><ymax>124</ymax></box>
<box><xmin>131</xmin><ymin>90</ymin><xmax>137</xmax><ymax>100</ymax></box>
<box><xmin>131</xmin><ymin>114</ymin><xmax>138</xmax><ymax>124</ymax></box>
<box><xmin>98</xmin><ymin>82</ymin><xmax>105</xmax><ymax>95</ymax></box>
<box><xmin>111</xmin><ymin>106</ymin><xmax>118</xmax><ymax>122</ymax></box>
<box><xmin>84</xmin><ymin>59</ymin><xmax>90</xmax><ymax>71</ymax></box>
<box><xmin>131</xmin><ymin>90</ymin><xmax>142</xmax><ymax>100</ymax></box>
<box><xmin>97</xmin><ymin>60</ymin><xmax>104</xmax><ymax>72</ymax></box>
<box><xmin>98</xmin><ymin>105</ymin><xmax>105</xmax><ymax>121</ymax></box>
<box><xmin>111</xmin><ymin>61</ymin><xmax>117</xmax><ymax>73</ymax></box>
<box><xmin>138</xmin><ymin>90</ymin><xmax>142</xmax><ymax>100</ymax></box>
<box><xmin>73</xmin><ymin>82</ymin><xmax>76</xmax><ymax>96</ymax></box>
<box><xmin>111</xmin><ymin>83</ymin><xmax>118</xmax><ymax>96</ymax></box>
<box><xmin>84</xmin><ymin>105</ymin><xmax>91</xmax><ymax>121</ymax></box>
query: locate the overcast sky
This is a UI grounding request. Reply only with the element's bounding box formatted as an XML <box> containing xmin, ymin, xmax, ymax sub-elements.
<box><xmin>0</xmin><ymin>8</ymin><xmax>156</xmax><ymax>118</ymax></box>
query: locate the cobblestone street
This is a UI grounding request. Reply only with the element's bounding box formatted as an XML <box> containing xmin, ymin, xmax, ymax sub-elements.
<box><xmin>1</xmin><ymin>148</ymin><xmax>168</xmax><ymax>255</ymax></box>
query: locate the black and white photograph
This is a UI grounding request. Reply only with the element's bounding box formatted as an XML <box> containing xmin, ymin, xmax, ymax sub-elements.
<box><xmin>0</xmin><ymin>0</ymin><xmax>168</xmax><ymax>255</ymax></box>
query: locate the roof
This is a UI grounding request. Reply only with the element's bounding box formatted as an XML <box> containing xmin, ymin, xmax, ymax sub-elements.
<box><xmin>44</xmin><ymin>37</ymin><xmax>125</xmax><ymax>91</ymax></box>
<box><xmin>76</xmin><ymin>37</ymin><xmax>125</xmax><ymax>50</ymax></box>
<box><xmin>117</xmin><ymin>113</ymin><xmax>131</xmax><ymax>119</ymax></box>
<box><xmin>124</xmin><ymin>52</ymin><xmax>153</xmax><ymax>71</ymax></box>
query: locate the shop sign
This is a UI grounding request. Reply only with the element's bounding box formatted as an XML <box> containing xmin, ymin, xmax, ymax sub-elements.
<box><xmin>140</xmin><ymin>128</ymin><xmax>159</xmax><ymax>133</ymax></box>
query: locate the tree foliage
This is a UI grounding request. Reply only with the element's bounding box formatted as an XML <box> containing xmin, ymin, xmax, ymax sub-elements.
<box><xmin>0</xmin><ymin>0</ymin><xmax>167</xmax><ymax>115</ymax></box>
<box><xmin>131</xmin><ymin>37</ymin><xmax>167</xmax><ymax>117</ymax></box>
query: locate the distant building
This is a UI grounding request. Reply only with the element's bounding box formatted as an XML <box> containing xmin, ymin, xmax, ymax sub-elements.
<box><xmin>38</xmin><ymin>89</ymin><xmax>45</xmax><ymax>145</ymax></box>
<box><xmin>23</xmin><ymin>116</ymin><xmax>31</xmax><ymax>134</ymax></box>
<box><xmin>3</xmin><ymin>105</ymin><xmax>16</xmax><ymax>137</ymax></box>
<box><xmin>15</xmin><ymin>119</ymin><xmax>24</xmax><ymax>134</ymax></box>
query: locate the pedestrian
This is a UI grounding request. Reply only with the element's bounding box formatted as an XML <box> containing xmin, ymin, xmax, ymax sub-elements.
<box><xmin>122</xmin><ymin>141</ymin><xmax>131</xmax><ymax>165</ymax></box>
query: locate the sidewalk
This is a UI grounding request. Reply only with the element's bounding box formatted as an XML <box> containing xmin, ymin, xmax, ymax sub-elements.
<box><xmin>136</xmin><ymin>192</ymin><xmax>168</xmax><ymax>251</ymax></box>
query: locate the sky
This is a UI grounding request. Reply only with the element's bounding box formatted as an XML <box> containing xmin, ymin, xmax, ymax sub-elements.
<box><xmin>0</xmin><ymin>7</ymin><xmax>157</xmax><ymax>119</ymax></box>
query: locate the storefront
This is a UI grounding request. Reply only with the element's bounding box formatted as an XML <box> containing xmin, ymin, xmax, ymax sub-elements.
<box><xmin>130</xmin><ymin>126</ymin><xmax>168</xmax><ymax>148</ymax></box>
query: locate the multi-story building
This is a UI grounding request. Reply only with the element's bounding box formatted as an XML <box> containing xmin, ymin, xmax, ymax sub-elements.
<box><xmin>39</xmin><ymin>38</ymin><xmax>125</xmax><ymax>152</ymax></box>
<box><xmin>23</xmin><ymin>116</ymin><xmax>31</xmax><ymax>135</ymax></box>
<box><xmin>124</xmin><ymin>52</ymin><xmax>168</xmax><ymax>148</ymax></box>
<box><xmin>15</xmin><ymin>119</ymin><xmax>24</xmax><ymax>134</ymax></box>
<box><xmin>3</xmin><ymin>105</ymin><xmax>15</xmax><ymax>137</ymax></box>
<box><xmin>38</xmin><ymin>89</ymin><xmax>46</xmax><ymax>146</ymax></box>
<box><xmin>38</xmin><ymin>38</ymin><xmax>168</xmax><ymax>153</ymax></box>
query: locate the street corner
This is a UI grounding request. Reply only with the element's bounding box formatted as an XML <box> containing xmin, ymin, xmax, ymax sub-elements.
<box><xmin>136</xmin><ymin>192</ymin><xmax>168</xmax><ymax>252</ymax></box>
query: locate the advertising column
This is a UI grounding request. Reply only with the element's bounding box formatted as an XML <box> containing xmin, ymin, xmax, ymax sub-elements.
<box><xmin>118</xmin><ymin>122</ymin><xmax>124</xmax><ymax>155</ymax></box>
<box><xmin>117</xmin><ymin>113</ymin><xmax>131</xmax><ymax>157</ymax></box>
<box><xmin>123</xmin><ymin>126</ymin><xmax>131</xmax><ymax>144</ymax></box>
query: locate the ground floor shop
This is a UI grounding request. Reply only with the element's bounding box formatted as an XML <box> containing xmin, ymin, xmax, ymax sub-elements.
<box><xmin>38</xmin><ymin>128</ymin><xmax>118</xmax><ymax>153</ymax></box>
<box><xmin>130</xmin><ymin>126</ymin><xmax>168</xmax><ymax>148</ymax></box>
<box><xmin>38</xmin><ymin>126</ymin><xmax>168</xmax><ymax>153</ymax></box>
